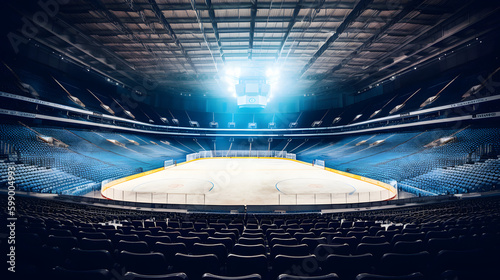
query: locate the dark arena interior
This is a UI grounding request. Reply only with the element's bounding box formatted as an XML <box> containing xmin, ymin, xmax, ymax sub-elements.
<box><xmin>0</xmin><ymin>0</ymin><xmax>500</xmax><ymax>279</ymax></box>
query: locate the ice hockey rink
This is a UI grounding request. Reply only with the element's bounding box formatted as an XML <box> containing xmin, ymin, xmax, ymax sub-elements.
<box><xmin>102</xmin><ymin>158</ymin><xmax>396</xmax><ymax>205</ymax></box>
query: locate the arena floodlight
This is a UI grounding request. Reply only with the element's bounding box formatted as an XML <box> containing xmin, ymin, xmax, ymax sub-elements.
<box><xmin>189</xmin><ymin>121</ymin><xmax>200</xmax><ymax>128</ymax></box>
<box><xmin>311</xmin><ymin>121</ymin><xmax>322</xmax><ymax>127</ymax></box>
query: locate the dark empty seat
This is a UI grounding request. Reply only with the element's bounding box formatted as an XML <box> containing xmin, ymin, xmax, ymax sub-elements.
<box><xmin>144</xmin><ymin>235</ymin><xmax>171</xmax><ymax>247</ymax></box>
<box><xmin>227</xmin><ymin>254</ymin><xmax>268</xmax><ymax>277</ymax></box>
<box><xmin>278</xmin><ymin>273</ymin><xmax>339</xmax><ymax>280</ymax></box>
<box><xmin>174</xmin><ymin>253</ymin><xmax>220</xmax><ymax>280</ymax></box>
<box><xmin>238</xmin><ymin>237</ymin><xmax>265</xmax><ymax>246</ymax></box>
<box><xmin>426</xmin><ymin>237</ymin><xmax>459</xmax><ymax>255</ymax></box>
<box><xmin>209</xmin><ymin>223</ymin><xmax>226</xmax><ymax>231</ymax></box>
<box><xmin>202</xmin><ymin>273</ymin><xmax>262</xmax><ymax>280</ymax></box>
<box><xmin>66</xmin><ymin>248</ymin><xmax>114</xmax><ymax>270</ymax></box>
<box><xmin>119</xmin><ymin>251</ymin><xmax>168</xmax><ymax>275</ymax></box>
<box><xmin>48</xmin><ymin>229</ymin><xmax>73</xmax><ymax>237</ymax></box>
<box><xmin>266</xmin><ymin>228</ymin><xmax>286</xmax><ymax>237</ymax></box>
<box><xmin>361</xmin><ymin>236</ymin><xmax>387</xmax><ymax>244</ymax></box>
<box><xmin>272</xmin><ymin>254</ymin><xmax>320</xmax><ymax>278</ymax></box>
<box><xmin>424</xmin><ymin>230</ymin><xmax>450</xmax><ymax>241</ymax></box>
<box><xmin>356</xmin><ymin>242</ymin><xmax>391</xmax><ymax>260</ymax></box>
<box><xmin>320</xmin><ymin>232</ymin><xmax>343</xmax><ymax>241</ymax></box>
<box><xmin>176</xmin><ymin>236</ymin><xmax>201</xmax><ymax>252</ymax></box>
<box><xmin>314</xmin><ymin>244</ymin><xmax>351</xmax><ymax>261</ymax></box>
<box><xmin>161</xmin><ymin>231</ymin><xmax>181</xmax><ymax>241</ymax></box>
<box><xmin>268</xmin><ymin>232</ymin><xmax>292</xmax><ymax>242</ymax></box>
<box><xmin>206</xmin><ymin>237</ymin><xmax>234</xmax><ymax>251</ymax></box>
<box><xmin>80</xmin><ymin>238</ymin><xmax>114</xmax><ymax>251</ymax></box>
<box><xmin>328</xmin><ymin>221</ymin><xmax>341</xmax><ymax>229</ymax></box>
<box><xmin>431</xmin><ymin>249</ymin><xmax>484</xmax><ymax>277</ymax></box>
<box><xmin>189</xmin><ymin>231</ymin><xmax>210</xmax><ymax>242</ymax></box>
<box><xmin>153</xmin><ymin>242</ymin><xmax>187</xmax><ymax>265</ymax></box>
<box><xmin>301</xmin><ymin>237</ymin><xmax>327</xmax><ymax>252</ymax></box>
<box><xmin>124</xmin><ymin>272</ymin><xmax>188</xmax><ymax>280</ymax></box>
<box><xmin>77</xmin><ymin>231</ymin><xmax>107</xmax><ymax>240</ymax></box>
<box><xmin>232</xmin><ymin>244</ymin><xmax>266</xmax><ymax>256</ymax></box>
<box><xmin>378</xmin><ymin>251</ymin><xmax>430</xmax><ymax>276</ymax></box>
<box><xmin>193</xmin><ymin>243</ymin><xmax>228</xmax><ymax>264</ymax></box>
<box><xmin>294</xmin><ymin>232</ymin><xmax>316</xmax><ymax>241</ymax></box>
<box><xmin>243</xmin><ymin>229</ymin><xmax>264</xmax><ymax>234</ymax></box>
<box><xmin>347</xmin><ymin>231</ymin><xmax>369</xmax><ymax>240</ymax></box>
<box><xmin>270</xmin><ymin>237</ymin><xmax>298</xmax><ymax>247</ymax></box>
<box><xmin>271</xmin><ymin>244</ymin><xmax>310</xmax><ymax>259</ymax></box>
<box><xmin>331</xmin><ymin>236</ymin><xmax>358</xmax><ymax>250</ymax></box>
<box><xmin>355</xmin><ymin>272</ymin><xmax>425</xmax><ymax>280</ymax></box>
<box><xmin>241</xmin><ymin>232</ymin><xmax>265</xmax><ymax>239</ymax></box>
<box><xmin>130</xmin><ymin>230</ymin><xmax>152</xmax><ymax>238</ymax></box>
<box><xmin>214</xmin><ymin>232</ymin><xmax>237</xmax><ymax>243</ymax></box>
<box><xmin>156</xmin><ymin>221</ymin><xmax>168</xmax><ymax>230</ymax></box>
<box><xmin>53</xmin><ymin>267</ymin><xmax>111</xmax><ymax>280</ymax></box>
<box><xmin>392</xmin><ymin>240</ymin><xmax>425</xmax><ymax>254</ymax></box>
<box><xmin>202</xmin><ymin>228</ymin><xmax>217</xmax><ymax>236</ymax></box>
<box><xmin>323</xmin><ymin>253</ymin><xmax>374</xmax><ymax>280</ymax></box>
<box><xmin>391</xmin><ymin>233</ymin><xmax>425</xmax><ymax>245</ymax></box>
<box><xmin>47</xmin><ymin>235</ymin><xmax>78</xmax><ymax>253</ymax></box>
<box><xmin>223</xmin><ymin>227</ymin><xmax>242</xmax><ymax>237</ymax></box>
<box><xmin>376</xmin><ymin>230</ymin><xmax>399</xmax><ymax>240</ymax></box>
<box><xmin>113</xmin><ymin>233</ymin><xmax>140</xmax><ymax>244</ymax></box>
<box><xmin>286</xmin><ymin>228</ymin><xmax>305</xmax><ymax>235</ymax></box>
<box><xmin>117</xmin><ymin>240</ymin><xmax>150</xmax><ymax>253</ymax></box>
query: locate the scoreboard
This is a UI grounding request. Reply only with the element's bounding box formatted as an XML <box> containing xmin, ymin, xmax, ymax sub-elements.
<box><xmin>235</xmin><ymin>78</ymin><xmax>271</xmax><ymax>108</ymax></box>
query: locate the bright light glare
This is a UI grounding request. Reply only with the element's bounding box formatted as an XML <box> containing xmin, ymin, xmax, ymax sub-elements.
<box><xmin>225</xmin><ymin>67</ymin><xmax>241</xmax><ymax>78</ymax></box>
<box><xmin>224</xmin><ymin>76</ymin><xmax>235</xmax><ymax>85</ymax></box>
<box><xmin>266</xmin><ymin>67</ymin><xmax>280</xmax><ymax>78</ymax></box>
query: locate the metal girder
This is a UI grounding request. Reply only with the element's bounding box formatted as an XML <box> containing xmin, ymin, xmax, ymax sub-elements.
<box><xmin>358</xmin><ymin>6</ymin><xmax>500</xmax><ymax>88</ymax></box>
<box><xmin>87</xmin><ymin>0</ymin><xmax>155</xmax><ymax>57</ymax></box>
<box><xmin>190</xmin><ymin>0</ymin><xmax>222</xmax><ymax>73</ymax></box>
<box><xmin>8</xmin><ymin>2</ymin><xmax>141</xmax><ymax>84</ymax></box>
<box><xmin>205</xmin><ymin>0</ymin><xmax>225</xmax><ymax>62</ymax></box>
<box><xmin>61</xmin><ymin>1</ymin><xmax>433</xmax><ymax>12</ymax></box>
<box><xmin>86</xmin><ymin>26</ymin><xmax>405</xmax><ymax>36</ymax></box>
<box><xmin>147</xmin><ymin>0</ymin><xmax>198</xmax><ymax>73</ymax></box>
<box><xmin>74</xmin><ymin>15</ymin><xmax>423</xmax><ymax>24</ymax></box>
<box><xmin>327</xmin><ymin>0</ymin><xmax>426</xmax><ymax>76</ymax></box>
<box><xmin>248</xmin><ymin>0</ymin><xmax>257</xmax><ymax>60</ymax></box>
<box><xmin>99</xmin><ymin>36</ymin><xmax>363</xmax><ymax>44</ymax></box>
<box><xmin>298</xmin><ymin>0</ymin><xmax>374</xmax><ymax>78</ymax></box>
<box><xmin>276</xmin><ymin>0</ymin><xmax>304</xmax><ymax>60</ymax></box>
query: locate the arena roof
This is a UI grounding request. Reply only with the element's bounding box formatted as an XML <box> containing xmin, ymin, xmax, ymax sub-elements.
<box><xmin>4</xmin><ymin>0</ymin><xmax>500</xmax><ymax>96</ymax></box>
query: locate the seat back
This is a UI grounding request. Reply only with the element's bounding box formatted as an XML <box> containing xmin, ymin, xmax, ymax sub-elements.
<box><xmin>174</xmin><ymin>253</ymin><xmax>220</xmax><ymax>280</ymax></box>
<box><xmin>278</xmin><ymin>273</ymin><xmax>340</xmax><ymax>280</ymax></box>
<box><xmin>202</xmin><ymin>273</ymin><xmax>261</xmax><ymax>280</ymax></box>
<box><xmin>192</xmin><ymin>243</ymin><xmax>228</xmax><ymax>264</ymax></box>
<box><xmin>271</xmin><ymin>244</ymin><xmax>310</xmax><ymax>259</ymax></box>
<box><xmin>117</xmin><ymin>240</ymin><xmax>150</xmax><ymax>253</ymax></box>
<box><xmin>324</xmin><ymin>253</ymin><xmax>374</xmax><ymax>280</ymax></box>
<box><xmin>378</xmin><ymin>251</ymin><xmax>430</xmax><ymax>276</ymax></box>
<box><xmin>119</xmin><ymin>250</ymin><xmax>168</xmax><ymax>275</ymax></box>
<box><xmin>227</xmin><ymin>254</ymin><xmax>268</xmax><ymax>277</ymax></box>
<box><xmin>232</xmin><ymin>244</ymin><xmax>266</xmax><ymax>256</ymax></box>
<box><xmin>272</xmin><ymin>254</ymin><xmax>319</xmax><ymax>278</ymax></box>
